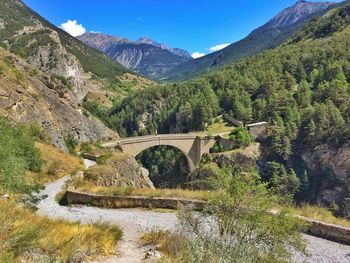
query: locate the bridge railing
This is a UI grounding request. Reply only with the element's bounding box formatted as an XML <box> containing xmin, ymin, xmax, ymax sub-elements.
<box><xmin>118</xmin><ymin>133</ymin><xmax>198</xmax><ymax>143</ymax></box>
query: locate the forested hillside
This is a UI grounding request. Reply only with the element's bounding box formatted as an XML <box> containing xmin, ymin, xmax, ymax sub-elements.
<box><xmin>85</xmin><ymin>3</ymin><xmax>350</xmax><ymax>208</ymax></box>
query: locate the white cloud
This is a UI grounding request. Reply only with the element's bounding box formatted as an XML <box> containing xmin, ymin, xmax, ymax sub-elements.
<box><xmin>59</xmin><ymin>19</ymin><xmax>86</xmax><ymax>37</ymax></box>
<box><xmin>208</xmin><ymin>43</ymin><xmax>230</xmax><ymax>52</ymax></box>
<box><xmin>191</xmin><ymin>52</ymin><xmax>206</xmax><ymax>59</ymax></box>
<box><xmin>90</xmin><ymin>30</ymin><xmax>101</xmax><ymax>33</ymax></box>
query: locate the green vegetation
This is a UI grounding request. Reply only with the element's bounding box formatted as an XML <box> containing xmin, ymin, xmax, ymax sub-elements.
<box><xmin>84</xmin><ymin>3</ymin><xmax>350</xmax><ymax>209</ymax></box>
<box><xmin>137</xmin><ymin>146</ymin><xmax>189</xmax><ymax>188</ymax></box>
<box><xmin>0</xmin><ymin>117</ymin><xmax>43</xmax><ymax>194</ymax></box>
<box><xmin>86</xmin><ymin>80</ymin><xmax>220</xmax><ymax>137</ymax></box>
<box><xmin>229</xmin><ymin>127</ymin><xmax>252</xmax><ymax>148</ymax></box>
<box><xmin>142</xmin><ymin>164</ymin><xmax>306</xmax><ymax>263</ymax></box>
<box><xmin>64</xmin><ymin>134</ymin><xmax>78</xmax><ymax>156</ymax></box>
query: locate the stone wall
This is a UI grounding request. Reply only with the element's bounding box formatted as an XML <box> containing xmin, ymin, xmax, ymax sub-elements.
<box><xmin>223</xmin><ymin>114</ymin><xmax>244</xmax><ymax>127</ymax></box>
<box><xmin>246</xmin><ymin>122</ymin><xmax>269</xmax><ymax>140</ymax></box>
<box><xmin>298</xmin><ymin>215</ymin><xmax>350</xmax><ymax>245</ymax></box>
<box><xmin>66</xmin><ymin>189</ymin><xmax>207</xmax><ymax>210</ymax></box>
<box><xmin>66</xmin><ymin>189</ymin><xmax>350</xmax><ymax>245</ymax></box>
<box><xmin>218</xmin><ymin>137</ymin><xmax>236</xmax><ymax>151</ymax></box>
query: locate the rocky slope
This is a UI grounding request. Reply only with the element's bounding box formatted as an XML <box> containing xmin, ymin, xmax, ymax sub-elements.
<box><xmin>78</xmin><ymin>33</ymin><xmax>192</xmax><ymax>79</ymax></box>
<box><xmin>0</xmin><ymin>47</ymin><xmax>116</xmax><ymax>149</ymax></box>
<box><xmin>163</xmin><ymin>0</ymin><xmax>335</xmax><ymax>81</ymax></box>
<box><xmin>301</xmin><ymin>144</ymin><xmax>350</xmax><ymax>206</ymax></box>
<box><xmin>83</xmin><ymin>154</ymin><xmax>154</xmax><ymax>189</ymax></box>
<box><xmin>0</xmin><ymin>0</ymin><xmax>143</xmax><ymax>148</ymax></box>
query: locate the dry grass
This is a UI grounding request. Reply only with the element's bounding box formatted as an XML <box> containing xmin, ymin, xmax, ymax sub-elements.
<box><xmin>290</xmin><ymin>203</ymin><xmax>350</xmax><ymax>228</ymax></box>
<box><xmin>74</xmin><ymin>181</ymin><xmax>218</xmax><ymax>201</ymax></box>
<box><xmin>141</xmin><ymin>229</ymin><xmax>187</xmax><ymax>261</ymax></box>
<box><xmin>0</xmin><ymin>200</ymin><xmax>123</xmax><ymax>262</ymax></box>
<box><xmin>32</xmin><ymin>142</ymin><xmax>84</xmax><ymax>184</ymax></box>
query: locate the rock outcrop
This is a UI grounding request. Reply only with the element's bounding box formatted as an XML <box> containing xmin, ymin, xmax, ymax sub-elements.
<box><xmin>0</xmin><ymin>48</ymin><xmax>116</xmax><ymax>149</ymax></box>
<box><xmin>84</xmin><ymin>155</ymin><xmax>154</xmax><ymax>189</ymax></box>
<box><xmin>301</xmin><ymin>144</ymin><xmax>350</xmax><ymax>206</ymax></box>
<box><xmin>301</xmin><ymin>144</ymin><xmax>350</xmax><ymax>181</ymax></box>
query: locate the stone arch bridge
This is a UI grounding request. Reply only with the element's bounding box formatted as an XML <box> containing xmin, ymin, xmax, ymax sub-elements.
<box><xmin>103</xmin><ymin>134</ymin><xmax>217</xmax><ymax>172</ymax></box>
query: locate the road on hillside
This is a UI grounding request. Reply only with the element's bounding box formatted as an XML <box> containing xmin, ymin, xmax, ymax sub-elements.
<box><xmin>37</xmin><ymin>177</ymin><xmax>350</xmax><ymax>263</ymax></box>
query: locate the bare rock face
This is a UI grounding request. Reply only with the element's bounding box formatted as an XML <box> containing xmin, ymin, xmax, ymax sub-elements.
<box><xmin>301</xmin><ymin>144</ymin><xmax>350</xmax><ymax>181</ymax></box>
<box><xmin>84</xmin><ymin>155</ymin><xmax>154</xmax><ymax>189</ymax></box>
<box><xmin>77</xmin><ymin>33</ymin><xmax>192</xmax><ymax>79</ymax></box>
<box><xmin>301</xmin><ymin>144</ymin><xmax>350</xmax><ymax>207</ymax></box>
<box><xmin>0</xmin><ymin>48</ymin><xmax>116</xmax><ymax>149</ymax></box>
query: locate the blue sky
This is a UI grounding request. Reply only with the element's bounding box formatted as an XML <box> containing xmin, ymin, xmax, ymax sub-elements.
<box><xmin>23</xmin><ymin>0</ymin><xmax>340</xmax><ymax>58</ymax></box>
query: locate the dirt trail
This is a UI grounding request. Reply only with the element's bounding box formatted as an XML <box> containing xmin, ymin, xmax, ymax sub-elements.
<box><xmin>37</xmin><ymin>177</ymin><xmax>350</xmax><ymax>263</ymax></box>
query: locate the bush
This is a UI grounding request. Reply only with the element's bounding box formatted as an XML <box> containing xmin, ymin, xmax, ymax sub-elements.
<box><xmin>64</xmin><ymin>134</ymin><xmax>78</xmax><ymax>156</ymax></box>
<box><xmin>229</xmin><ymin>127</ymin><xmax>252</xmax><ymax>148</ymax></box>
<box><xmin>0</xmin><ymin>117</ymin><xmax>44</xmax><ymax>193</ymax></box>
<box><xmin>177</xmin><ymin>171</ymin><xmax>307</xmax><ymax>263</ymax></box>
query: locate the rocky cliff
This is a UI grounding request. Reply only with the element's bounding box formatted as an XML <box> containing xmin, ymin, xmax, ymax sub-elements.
<box><xmin>301</xmin><ymin>144</ymin><xmax>350</xmax><ymax>207</ymax></box>
<box><xmin>302</xmin><ymin>144</ymin><xmax>350</xmax><ymax>181</ymax></box>
<box><xmin>83</xmin><ymin>155</ymin><xmax>154</xmax><ymax>189</ymax></box>
<box><xmin>0</xmin><ymin>48</ymin><xmax>116</xmax><ymax>149</ymax></box>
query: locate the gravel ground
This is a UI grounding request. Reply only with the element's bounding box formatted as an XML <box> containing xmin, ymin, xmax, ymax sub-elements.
<box><xmin>37</xmin><ymin>177</ymin><xmax>350</xmax><ymax>263</ymax></box>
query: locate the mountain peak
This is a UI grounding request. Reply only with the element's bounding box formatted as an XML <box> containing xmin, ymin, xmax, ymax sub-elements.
<box><xmin>263</xmin><ymin>0</ymin><xmax>334</xmax><ymax>29</ymax></box>
<box><xmin>137</xmin><ymin>36</ymin><xmax>159</xmax><ymax>45</ymax></box>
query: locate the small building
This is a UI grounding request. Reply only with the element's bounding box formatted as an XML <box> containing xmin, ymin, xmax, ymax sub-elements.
<box><xmin>246</xmin><ymin>122</ymin><xmax>269</xmax><ymax>140</ymax></box>
<box><xmin>223</xmin><ymin>114</ymin><xmax>244</xmax><ymax>127</ymax></box>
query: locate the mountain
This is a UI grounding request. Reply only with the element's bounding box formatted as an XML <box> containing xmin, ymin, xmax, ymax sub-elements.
<box><xmin>163</xmin><ymin>0</ymin><xmax>335</xmax><ymax>81</ymax></box>
<box><xmin>0</xmin><ymin>1</ymin><xmax>129</xmax><ymax>84</ymax></box>
<box><xmin>136</xmin><ymin>36</ymin><xmax>192</xmax><ymax>59</ymax></box>
<box><xmin>78</xmin><ymin>33</ymin><xmax>192</xmax><ymax>79</ymax></box>
<box><xmin>0</xmin><ymin>0</ymin><xmax>131</xmax><ymax>148</ymax></box>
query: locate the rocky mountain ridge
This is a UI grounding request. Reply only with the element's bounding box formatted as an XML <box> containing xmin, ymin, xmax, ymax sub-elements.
<box><xmin>77</xmin><ymin>33</ymin><xmax>192</xmax><ymax>79</ymax></box>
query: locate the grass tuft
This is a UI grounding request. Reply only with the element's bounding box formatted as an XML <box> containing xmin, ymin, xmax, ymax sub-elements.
<box><xmin>0</xmin><ymin>200</ymin><xmax>123</xmax><ymax>262</ymax></box>
<box><xmin>291</xmin><ymin>203</ymin><xmax>350</xmax><ymax>228</ymax></box>
<box><xmin>141</xmin><ymin>229</ymin><xmax>187</xmax><ymax>261</ymax></box>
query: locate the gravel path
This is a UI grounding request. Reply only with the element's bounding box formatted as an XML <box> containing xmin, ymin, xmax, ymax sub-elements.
<box><xmin>37</xmin><ymin>177</ymin><xmax>350</xmax><ymax>263</ymax></box>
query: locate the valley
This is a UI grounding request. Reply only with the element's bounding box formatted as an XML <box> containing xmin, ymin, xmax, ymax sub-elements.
<box><xmin>1</xmin><ymin>0</ymin><xmax>350</xmax><ymax>262</ymax></box>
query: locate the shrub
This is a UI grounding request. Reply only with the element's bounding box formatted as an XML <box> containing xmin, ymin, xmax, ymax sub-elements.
<box><xmin>176</xmin><ymin>170</ymin><xmax>306</xmax><ymax>263</ymax></box>
<box><xmin>229</xmin><ymin>127</ymin><xmax>252</xmax><ymax>148</ymax></box>
<box><xmin>0</xmin><ymin>117</ymin><xmax>44</xmax><ymax>193</ymax></box>
<box><xmin>64</xmin><ymin>134</ymin><xmax>78</xmax><ymax>156</ymax></box>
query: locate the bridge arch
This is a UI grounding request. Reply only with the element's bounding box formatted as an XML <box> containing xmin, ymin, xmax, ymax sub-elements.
<box><xmin>104</xmin><ymin>134</ymin><xmax>217</xmax><ymax>172</ymax></box>
<box><xmin>131</xmin><ymin>143</ymin><xmax>196</xmax><ymax>172</ymax></box>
